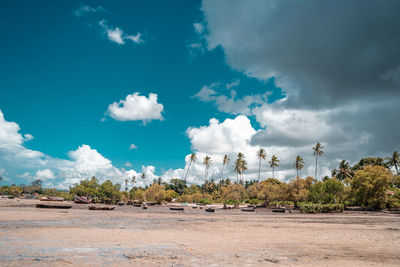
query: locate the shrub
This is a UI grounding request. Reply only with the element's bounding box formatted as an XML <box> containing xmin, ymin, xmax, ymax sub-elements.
<box><xmin>299</xmin><ymin>202</ymin><xmax>343</xmax><ymax>213</ymax></box>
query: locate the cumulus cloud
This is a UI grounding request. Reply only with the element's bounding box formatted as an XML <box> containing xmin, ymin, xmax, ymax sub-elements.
<box><xmin>74</xmin><ymin>5</ymin><xmax>107</xmax><ymax>17</ymax></box>
<box><xmin>99</xmin><ymin>20</ymin><xmax>143</xmax><ymax>45</ymax></box>
<box><xmin>193</xmin><ymin>83</ymin><xmax>268</xmax><ymax>115</ymax></box>
<box><xmin>107</xmin><ymin>92</ymin><xmax>164</xmax><ymax>123</ymax></box>
<box><xmin>34</xmin><ymin>169</ymin><xmax>56</xmax><ymax>180</ymax></box>
<box><xmin>0</xmin><ymin>109</ymin><xmax>162</xmax><ymax>189</ymax></box>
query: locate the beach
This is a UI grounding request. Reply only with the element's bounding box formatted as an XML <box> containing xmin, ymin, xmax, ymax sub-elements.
<box><xmin>1</xmin><ymin>199</ymin><xmax>399</xmax><ymax>266</ymax></box>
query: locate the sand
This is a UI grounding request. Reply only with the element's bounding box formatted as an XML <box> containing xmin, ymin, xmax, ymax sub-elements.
<box><xmin>0</xmin><ymin>199</ymin><xmax>399</xmax><ymax>266</ymax></box>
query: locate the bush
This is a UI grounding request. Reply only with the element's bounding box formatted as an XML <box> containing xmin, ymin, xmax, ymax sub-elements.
<box><xmin>299</xmin><ymin>202</ymin><xmax>344</xmax><ymax>213</ymax></box>
<box><xmin>199</xmin><ymin>198</ymin><xmax>212</xmax><ymax>205</ymax></box>
<box><xmin>249</xmin><ymin>198</ymin><xmax>261</xmax><ymax>205</ymax></box>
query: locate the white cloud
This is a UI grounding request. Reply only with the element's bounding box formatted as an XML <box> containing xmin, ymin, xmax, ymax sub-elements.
<box><xmin>193</xmin><ymin>83</ymin><xmax>268</xmax><ymax>115</ymax></box>
<box><xmin>74</xmin><ymin>5</ymin><xmax>106</xmax><ymax>17</ymax></box>
<box><xmin>34</xmin><ymin>169</ymin><xmax>56</xmax><ymax>180</ymax></box>
<box><xmin>129</xmin><ymin>144</ymin><xmax>137</xmax><ymax>150</ymax></box>
<box><xmin>99</xmin><ymin>20</ymin><xmax>143</xmax><ymax>45</ymax></box>
<box><xmin>107</xmin><ymin>92</ymin><xmax>164</xmax><ymax>123</ymax></box>
<box><xmin>125</xmin><ymin>161</ymin><xmax>132</xmax><ymax>167</ymax></box>
<box><xmin>193</xmin><ymin>23</ymin><xmax>204</xmax><ymax>34</ymax></box>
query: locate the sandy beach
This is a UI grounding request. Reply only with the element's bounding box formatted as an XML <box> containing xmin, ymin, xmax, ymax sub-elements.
<box><xmin>0</xmin><ymin>199</ymin><xmax>399</xmax><ymax>266</ymax></box>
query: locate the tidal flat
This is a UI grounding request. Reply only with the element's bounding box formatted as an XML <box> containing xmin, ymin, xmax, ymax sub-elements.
<box><xmin>0</xmin><ymin>199</ymin><xmax>399</xmax><ymax>266</ymax></box>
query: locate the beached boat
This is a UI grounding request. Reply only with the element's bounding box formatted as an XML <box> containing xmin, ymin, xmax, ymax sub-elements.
<box><xmin>142</xmin><ymin>205</ymin><xmax>148</xmax><ymax>210</ymax></box>
<box><xmin>36</xmin><ymin>204</ymin><xmax>72</xmax><ymax>209</ymax></box>
<box><xmin>74</xmin><ymin>196</ymin><xmax>91</xmax><ymax>204</ymax></box>
<box><xmin>133</xmin><ymin>203</ymin><xmax>142</xmax><ymax>207</ymax></box>
<box><xmin>144</xmin><ymin>201</ymin><xmax>157</xmax><ymax>206</ymax></box>
<box><xmin>117</xmin><ymin>202</ymin><xmax>124</xmax><ymax>206</ymax></box>
<box><xmin>170</xmin><ymin>206</ymin><xmax>184</xmax><ymax>211</ymax></box>
<box><xmin>271</xmin><ymin>208</ymin><xmax>286</xmax><ymax>213</ymax></box>
<box><xmin>88</xmin><ymin>206</ymin><xmax>115</xmax><ymax>210</ymax></box>
<box><xmin>40</xmin><ymin>196</ymin><xmax>64</xmax><ymax>202</ymax></box>
<box><xmin>205</xmin><ymin>208</ymin><xmax>215</xmax><ymax>213</ymax></box>
<box><xmin>241</xmin><ymin>207</ymin><xmax>256</xmax><ymax>212</ymax></box>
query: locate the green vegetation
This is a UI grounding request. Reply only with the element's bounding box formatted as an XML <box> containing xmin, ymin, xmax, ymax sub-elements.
<box><xmin>1</xmin><ymin>148</ymin><xmax>400</xmax><ymax>211</ymax></box>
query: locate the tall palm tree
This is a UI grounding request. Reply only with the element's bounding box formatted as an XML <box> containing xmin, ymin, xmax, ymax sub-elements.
<box><xmin>312</xmin><ymin>142</ymin><xmax>324</xmax><ymax>179</ymax></box>
<box><xmin>269</xmin><ymin>155</ymin><xmax>280</xmax><ymax>179</ymax></box>
<box><xmin>332</xmin><ymin>160</ymin><xmax>353</xmax><ymax>181</ymax></box>
<box><xmin>240</xmin><ymin>159</ymin><xmax>248</xmax><ymax>183</ymax></box>
<box><xmin>256</xmin><ymin>148</ymin><xmax>267</xmax><ymax>182</ymax></box>
<box><xmin>293</xmin><ymin>155</ymin><xmax>304</xmax><ymax>177</ymax></box>
<box><xmin>234</xmin><ymin>157</ymin><xmax>242</xmax><ymax>183</ymax></box>
<box><xmin>124</xmin><ymin>179</ymin><xmax>129</xmax><ymax>191</ymax></box>
<box><xmin>130</xmin><ymin>175</ymin><xmax>136</xmax><ymax>186</ymax></box>
<box><xmin>184</xmin><ymin>153</ymin><xmax>197</xmax><ymax>181</ymax></box>
<box><xmin>220</xmin><ymin>154</ymin><xmax>230</xmax><ymax>179</ymax></box>
<box><xmin>386</xmin><ymin>150</ymin><xmax>400</xmax><ymax>175</ymax></box>
<box><xmin>203</xmin><ymin>155</ymin><xmax>212</xmax><ymax>181</ymax></box>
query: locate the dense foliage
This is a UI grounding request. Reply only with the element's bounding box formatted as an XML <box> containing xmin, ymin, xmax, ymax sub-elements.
<box><xmin>1</xmin><ymin>152</ymin><xmax>399</xmax><ymax>210</ymax></box>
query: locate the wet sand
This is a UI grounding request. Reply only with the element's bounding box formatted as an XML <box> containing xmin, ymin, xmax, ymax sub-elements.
<box><xmin>1</xmin><ymin>199</ymin><xmax>399</xmax><ymax>266</ymax></box>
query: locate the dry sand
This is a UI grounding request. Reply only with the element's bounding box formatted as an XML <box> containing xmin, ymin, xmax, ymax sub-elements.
<box><xmin>0</xmin><ymin>199</ymin><xmax>399</xmax><ymax>266</ymax></box>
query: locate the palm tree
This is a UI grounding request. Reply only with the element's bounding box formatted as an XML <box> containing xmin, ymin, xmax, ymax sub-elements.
<box><xmin>124</xmin><ymin>179</ymin><xmax>129</xmax><ymax>191</ymax></box>
<box><xmin>386</xmin><ymin>151</ymin><xmax>400</xmax><ymax>175</ymax></box>
<box><xmin>293</xmin><ymin>155</ymin><xmax>304</xmax><ymax>177</ymax></box>
<box><xmin>131</xmin><ymin>175</ymin><xmax>136</xmax><ymax>186</ymax></box>
<box><xmin>234</xmin><ymin>152</ymin><xmax>247</xmax><ymax>183</ymax></box>
<box><xmin>240</xmin><ymin>159</ymin><xmax>248</xmax><ymax>183</ymax></box>
<box><xmin>269</xmin><ymin>155</ymin><xmax>280</xmax><ymax>179</ymax></box>
<box><xmin>234</xmin><ymin>157</ymin><xmax>242</xmax><ymax>183</ymax></box>
<box><xmin>312</xmin><ymin>142</ymin><xmax>324</xmax><ymax>179</ymax></box>
<box><xmin>203</xmin><ymin>155</ymin><xmax>212</xmax><ymax>181</ymax></box>
<box><xmin>220</xmin><ymin>154</ymin><xmax>230</xmax><ymax>179</ymax></box>
<box><xmin>256</xmin><ymin>148</ymin><xmax>267</xmax><ymax>182</ymax></box>
<box><xmin>332</xmin><ymin>160</ymin><xmax>353</xmax><ymax>181</ymax></box>
<box><xmin>184</xmin><ymin>153</ymin><xmax>197</xmax><ymax>181</ymax></box>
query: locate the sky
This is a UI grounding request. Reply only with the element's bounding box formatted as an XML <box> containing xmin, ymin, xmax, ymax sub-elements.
<box><xmin>0</xmin><ymin>0</ymin><xmax>399</xmax><ymax>189</ymax></box>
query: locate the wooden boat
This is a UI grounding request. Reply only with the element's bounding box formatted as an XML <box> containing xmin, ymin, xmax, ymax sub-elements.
<box><xmin>192</xmin><ymin>206</ymin><xmax>198</xmax><ymax>209</ymax></box>
<box><xmin>142</xmin><ymin>205</ymin><xmax>148</xmax><ymax>210</ymax></box>
<box><xmin>117</xmin><ymin>202</ymin><xmax>124</xmax><ymax>206</ymax></box>
<box><xmin>36</xmin><ymin>204</ymin><xmax>72</xmax><ymax>209</ymax></box>
<box><xmin>241</xmin><ymin>207</ymin><xmax>256</xmax><ymax>212</ymax></box>
<box><xmin>144</xmin><ymin>201</ymin><xmax>157</xmax><ymax>206</ymax></box>
<box><xmin>40</xmin><ymin>197</ymin><xmax>64</xmax><ymax>202</ymax></box>
<box><xmin>88</xmin><ymin>206</ymin><xmax>115</xmax><ymax>210</ymax></box>
<box><xmin>74</xmin><ymin>196</ymin><xmax>90</xmax><ymax>204</ymax></box>
<box><xmin>205</xmin><ymin>208</ymin><xmax>215</xmax><ymax>213</ymax></box>
<box><xmin>133</xmin><ymin>203</ymin><xmax>142</xmax><ymax>207</ymax></box>
<box><xmin>271</xmin><ymin>208</ymin><xmax>286</xmax><ymax>213</ymax></box>
<box><xmin>170</xmin><ymin>206</ymin><xmax>184</xmax><ymax>211</ymax></box>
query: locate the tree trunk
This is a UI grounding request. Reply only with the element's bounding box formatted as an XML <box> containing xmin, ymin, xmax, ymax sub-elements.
<box><xmin>258</xmin><ymin>159</ymin><xmax>261</xmax><ymax>182</ymax></box>
<box><xmin>184</xmin><ymin>161</ymin><xmax>192</xmax><ymax>181</ymax></box>
<box><xmin>315</xmin><ymin>156</ymin><xmax>318</xmax><ymax>179</ymax></box>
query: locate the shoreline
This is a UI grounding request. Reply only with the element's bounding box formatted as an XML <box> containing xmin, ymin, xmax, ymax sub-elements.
<box><xmin>1</xmin><ymin>198</ymin><xmax>399</xmax><ymax>266</ymax></box>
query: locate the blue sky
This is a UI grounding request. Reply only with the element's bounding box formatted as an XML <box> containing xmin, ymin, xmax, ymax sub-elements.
<box><xmin>0</xmin><ymin>0</ymin><xmax>283</xmax><ymax>186</ymax></box>
<box><xmin>1</xmin><ymin>0</ymin><xmax>399</xmax><ymax>187</ymax></box>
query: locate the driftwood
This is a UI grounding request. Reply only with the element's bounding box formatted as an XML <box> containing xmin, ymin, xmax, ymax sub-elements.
<box><xmin>36</xmin><ymin>204</ymin><xmax>72</xmax><ymax>209</ymax></box>
<box><xmin>88</xmin><ymin>206</ymin><xmax>115</xmax><ymax>210</ymax></box>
